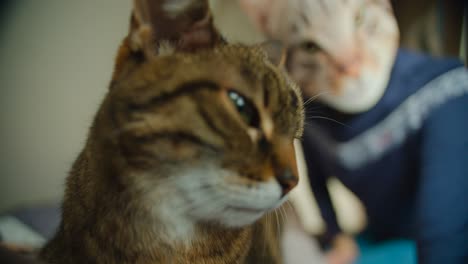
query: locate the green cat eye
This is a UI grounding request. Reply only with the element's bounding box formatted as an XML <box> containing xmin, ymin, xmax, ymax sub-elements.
<box><xmin>227</xmin><ymin>90</ymin><xmax>260</xmax><ymax>128</ymax></box>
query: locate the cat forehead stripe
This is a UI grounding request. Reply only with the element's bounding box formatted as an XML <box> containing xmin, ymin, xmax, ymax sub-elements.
<box><xmin>128</xmin><ymin>80</ymin><xmax>219</xmax><ymax>111</ymax></box>
<box><xmin>338</xmin><ymin>67</ymin><xmax>468</xmax><ymax>170</ymax></box>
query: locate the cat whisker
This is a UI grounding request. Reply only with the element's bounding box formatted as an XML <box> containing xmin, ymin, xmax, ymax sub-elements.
<box><xmin>285</xmin><ymin>200</ymin><xmax>295</xmax><ymax>212</ymax></box>
<box><xmin>280</xmin><ymin>206</ymin><xmax>289</xmax><ymax>224</ymax></box>
<box><xmin>303</xmin><ymin>91</ymin><xmax>330</xmax><ymax>107</ymax></box>
<box><xmin>274</xmin><ymin>210</ymin><xmax>281</xmax><ymax>240</ymax></box>
<box><xmin>263</xmin><ymin>213</ymin><xmax>270</xmax><ymax>257</ymax></box>
<box><xmin>275</xmin><ymin>207</ymin><xmax>285</xmax><ymax>227</ymax></box>
<box><xmin>305</xmin><ymin>105</ymin><xmax>326</xmax><ymax>111</ymax></box>
<box><xmin>306</xmin><ymin>115</ymin><xmax>351</xmax><ymax>128</ymax></box>
<box><xmin>304</xmin><ymin>110</ymin><xmax>324</xmax><ymax>116</ymax></box>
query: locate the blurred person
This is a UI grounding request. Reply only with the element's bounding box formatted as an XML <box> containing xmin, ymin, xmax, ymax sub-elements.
<box><xmin>239</xmin><ymin>0</ymin><xmax>468</xmax><ymax>263</ymax></box>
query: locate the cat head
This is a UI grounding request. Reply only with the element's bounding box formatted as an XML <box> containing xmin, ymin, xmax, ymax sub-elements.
<box><xmin>240</xmin><ymin>0</ymin><xmax>399</xmax><ymax>113</ymax></box>
<box><xmin>97</xmin><ymin>0</ymin><xmax>303</xmax><ymax>231</ymax></box>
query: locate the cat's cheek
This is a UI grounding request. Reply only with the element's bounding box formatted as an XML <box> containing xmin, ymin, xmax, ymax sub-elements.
<box><xmin>218</xmin><ymin>210</ymin><xmax>266</xmax><ymax>227</ymax></box>
<box><xmin>222</xmin><ymin>182</ymin><xmax>286</xmax><ymax>227</ymax></box>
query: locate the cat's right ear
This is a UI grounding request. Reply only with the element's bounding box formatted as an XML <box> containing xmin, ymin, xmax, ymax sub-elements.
<box><xmin>238</xmin><ymin>0</ymin><xmax>275</xmax><ymax>34</ymax></box>
<box><xmin>376</xmin><ymin>0</ymin><xmax>394</xmax><ymax>12</ymax></box>
<box><xmin>128</xmin><ymin>0</ymin><xmax>223</xmax><ymax>57</ymax></box>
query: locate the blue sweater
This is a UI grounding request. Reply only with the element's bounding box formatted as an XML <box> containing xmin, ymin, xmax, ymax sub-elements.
<box><xmin>302</xmin><ymin>49</ymin><xmax>468</xmax><ymax>263</ymax></box>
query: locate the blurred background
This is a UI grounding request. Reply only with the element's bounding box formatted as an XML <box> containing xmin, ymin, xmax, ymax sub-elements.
<box><xmin>0</xmin><ymin>0</ymin><xmax>466</xmax><ymax>247</ymax></box>
<box><xmin>0</xmin><ymin>0</ymin><xmax>131</xmax><ymax>212</ymax></box>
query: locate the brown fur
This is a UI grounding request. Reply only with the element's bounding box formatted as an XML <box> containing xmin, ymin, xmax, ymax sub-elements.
<box><xmin>40</xmin><ymin>1</ymin><xmax>303</xmax><ymax>263</ymax></box>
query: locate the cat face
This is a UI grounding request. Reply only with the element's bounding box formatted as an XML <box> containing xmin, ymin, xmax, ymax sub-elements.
<box><xmin>102</xmin><ymin>0</ymin><xmax>303</xmax><ymax>231</ymax></box>
<box><xmin>242</xmin><ymin>0</ymin><xmax>399</xmax><ymax>113</ymax></box>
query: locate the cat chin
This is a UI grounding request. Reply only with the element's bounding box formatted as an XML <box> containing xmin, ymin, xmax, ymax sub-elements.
<box><xmin>148</xmin><ymin>167</ymin><xmax>286</xmax><ymax>229</ymax></box>
<box><xmin>216</xmin><ymin>195</ymin><xmax>289</xmax><ymax>228</ymax></box>
<box><xmin>320</xmin><ymin>86</ymin><xmax>384</xmax><ymax>113</ymax></box>
<box><xmin>217</xmin><ymin>209</ymin><xmax>267</xmax><ymax>227</ymax></box>
<box><xmin>190</xmin><ymin>198</ymin><xmax>286</xmax><ymax>228</ymax></box>
<box><xmin>188</xmin><ymin>207</ymin><xmax>267</xmax><ymax>228</ymax></box>
<box><xmin>320</xmin><ymin>70</ymin><xmax>391</xmax><ymax>113</ymax></box>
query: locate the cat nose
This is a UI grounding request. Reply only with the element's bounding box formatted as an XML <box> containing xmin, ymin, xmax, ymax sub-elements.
<box><xmin>335</xmin><ymin>53</ymin><xmax>362</xmax><ymax>77</ymax></box>
<box><xmin>271</xmin><ymin>137</ymin><xmax>299</xmax><ymax>196</ymax></box>
<box><xmin>276</xmin><ymin>169</ymin><xmax>298</xmax><ymax>196</ymax></box>
<box><xmin>337</xmin><ymin>61</ymin><xmax>360</xmax><ymax>77</ymax></box>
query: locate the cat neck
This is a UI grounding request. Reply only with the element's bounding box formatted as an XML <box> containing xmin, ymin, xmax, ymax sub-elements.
<box><xmin>43</xmin><ymin>140</ymin><xmax>255</xmax><ymax>264</ymax></box>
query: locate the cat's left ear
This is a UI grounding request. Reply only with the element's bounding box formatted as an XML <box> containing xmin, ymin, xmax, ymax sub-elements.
<box><xmin>129</xmin><ymin>0</ymin><xmax>223</xmax><ymax>57</ymax></box>
<box><xmin>238</xmin><ymin>0</ymin><xmax>275</xmax><ymax>34</ymax></box>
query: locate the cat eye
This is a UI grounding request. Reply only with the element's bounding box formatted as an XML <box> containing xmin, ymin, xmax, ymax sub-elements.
<box><xmin>300</xmin><ymin>41</ymin><xmax>320</xmax><ymax>53</ymax></box>
<box><xmin>227</xmin><ymin>90</ymin><xmax>260</xmax><ymax>128</ymax></box>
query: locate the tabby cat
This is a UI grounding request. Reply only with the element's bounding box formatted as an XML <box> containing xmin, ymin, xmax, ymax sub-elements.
<box><xmin>39</xmin><ymin>0</ymin><xmax>303</xmax><ymax>263</ymax></box>
<box><xmin>239</xmin><ymin>0</ymin><xmax>399</xmax><ymax>113</ymax></box>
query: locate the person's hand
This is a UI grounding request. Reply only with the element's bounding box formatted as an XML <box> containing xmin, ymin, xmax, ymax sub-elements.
<box><xmin>325</xmin><ymin>234</ymin><xmax>359</xmax><ymax>264</ymax></box>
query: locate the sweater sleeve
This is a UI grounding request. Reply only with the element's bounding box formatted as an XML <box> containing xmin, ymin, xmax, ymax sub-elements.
<box><xmin>301</xmin><ymin>136</ymin><xmax>341</xmax><ymax>245</ymax></box>
<box><xmin>416</xmin><ymin>93</ymin><xmax>468</xmax><ymax>264</ymax></box>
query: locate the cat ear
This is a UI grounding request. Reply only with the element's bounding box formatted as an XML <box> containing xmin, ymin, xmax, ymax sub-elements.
<box><xmin>260</xmin><ymin>40</ymin><xmax>287</xmax><ymax>68</ymax></box>
<box><xmin>129</xmin><ymin>0</ymin><xmax>222</xmax><ymax>56</ymax></box>
<box><xmin>238</xmin><ymin>0</ymin><xmax>274</xmax><ymax>34</ymax></box>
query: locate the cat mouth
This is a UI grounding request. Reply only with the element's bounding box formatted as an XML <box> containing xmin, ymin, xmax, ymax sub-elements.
<box><xmin>227</xmin><ymin>206</ymin><xmax>266</xmax><ymax>214</ymax></box>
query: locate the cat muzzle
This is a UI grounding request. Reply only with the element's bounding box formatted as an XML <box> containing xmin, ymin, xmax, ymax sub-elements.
<box><xmin>276</xmin><ymin>168</ymin><xmax>297</xmax><ymax>196</ymax></box>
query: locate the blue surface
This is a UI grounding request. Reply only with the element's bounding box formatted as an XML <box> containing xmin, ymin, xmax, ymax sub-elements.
<box><xmin>355</xmin><ymin>237</ymin><xmax>416</xmax><ymax>264</ymax></box>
